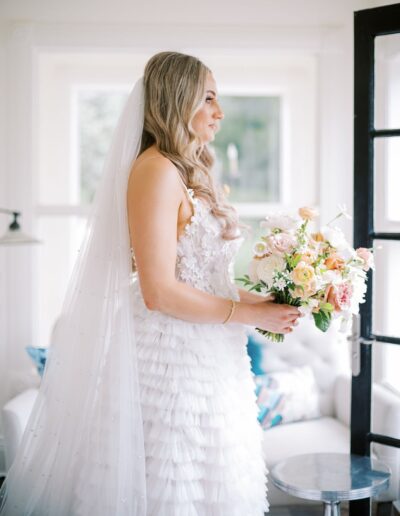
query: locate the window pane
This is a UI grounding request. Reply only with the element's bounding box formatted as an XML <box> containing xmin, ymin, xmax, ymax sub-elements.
<box><xmin>213</xmin><ymin>96</ymin><xmax>280</xmax><ymax>203</ymax></box>
<box><xmin>374</xmin><ymin>137</ymin><xmax>400</xmax><ymax>232</ymax></box>
<box><xmin>78</xmin><ymin>89</ymin><xmax>129</xmax><ymax>203</ymax></box>
<box><xmin>36</xmin><ymin>216</ymin><xmax>87</xmax><ymax>347</ymax></box>
<box><xmin>380</xmin><ymin>342</ymin><xmax>400</xmax><ymax>395</ymax></box>
<box><xmin>375</xmin><ymin>33</ymin><xmax>400</xmax><ymax>130</ymax></box>
<box><xmin>372</xmin><ymin>239</ymin><xmax>400</xmax><ymax>339</ymax></box>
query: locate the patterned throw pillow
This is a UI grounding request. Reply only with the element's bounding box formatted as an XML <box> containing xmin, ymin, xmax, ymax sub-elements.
<box><xmin>254</xmin><ymin>366</ymin><xmax>320</xmax><ymax>430</ymax></box>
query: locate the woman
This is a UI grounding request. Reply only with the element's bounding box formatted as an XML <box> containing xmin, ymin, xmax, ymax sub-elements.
<box><xmin>0</xmin><ymin>51</ymin><xmax>299</xmax><ymax>516</ymax></box>
<box><xmin>127</xmin><ymin>52</ymin><xmax>300</xmax><ymax>514</ymax></box>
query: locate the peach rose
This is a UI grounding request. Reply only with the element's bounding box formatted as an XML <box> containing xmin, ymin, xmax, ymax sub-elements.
<box><xmin>299</xmin><ymin>206</ymin><xmax>319</xmax><ymax>221</ymax></box>
<box><xmin>291</xmin><ymin>261</ymin><xmax>315</xmax><ymax>287</ymax></box>
<box><xmin>299</xmin><ymin>249</ymin><xmax>318</xmax><ymax>265</ymax></box>
<box><xmin>325</xmin><ymin>283</ymin><xmax>353</xmax><ymax>312</ymax></box>
<box><xmin>356</xmin><ymin>247</ymin><xmax>374</xmax><ymax>271</ymax></box>
<box><xmin>325</xmin><ymin>253</ymin><xmax>345</xmax><ymax>271</ymax></box>
<box><xmin>292</xmin><ymin>281</ymin><xmax>318</xmax><ymax>300</ymax></box>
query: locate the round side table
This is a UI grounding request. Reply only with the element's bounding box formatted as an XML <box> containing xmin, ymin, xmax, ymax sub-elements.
<box><xmin>270</xmin><ymin>453</ymin><xmax>391</xmax><ymax>516</ymax></box>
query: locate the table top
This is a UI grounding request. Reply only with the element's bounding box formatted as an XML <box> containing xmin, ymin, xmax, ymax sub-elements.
<box><xmin>271</xmin><ymin>453</ymin><xmax>391</xmax><ymax>502</ymax></box>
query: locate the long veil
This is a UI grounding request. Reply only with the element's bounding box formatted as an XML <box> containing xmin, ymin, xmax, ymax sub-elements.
<box><xmin>0</xmin><ymin>78</ymin><xmax>147</xmax><ymax>515</ymax></box>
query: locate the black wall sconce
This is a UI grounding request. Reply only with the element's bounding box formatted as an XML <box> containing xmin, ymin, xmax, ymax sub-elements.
<box><xmin>0</xmin><ymin>208</ymin><xmax>42</xmax><ymax>245</ymax></box>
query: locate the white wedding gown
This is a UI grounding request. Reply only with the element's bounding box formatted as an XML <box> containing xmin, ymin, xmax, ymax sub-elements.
<box><xmin>130</xmin><ymin>185</ymin><xmax>269</xmax><ymax>515</ymax></box>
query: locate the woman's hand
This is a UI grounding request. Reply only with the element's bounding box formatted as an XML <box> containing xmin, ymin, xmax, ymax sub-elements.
<box><xmin>249</xmin><ymin>300</ymin><xmax>302</xmax><ymax>334</ymax></box>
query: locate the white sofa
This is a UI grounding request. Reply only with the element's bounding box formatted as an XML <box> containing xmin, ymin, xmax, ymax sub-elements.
<box><xmin>2</xmin><ymin>317</ymin><xmax>400</xmax><ymax>509</ymax></box>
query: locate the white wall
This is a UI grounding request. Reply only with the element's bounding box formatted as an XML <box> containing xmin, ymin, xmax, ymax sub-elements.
<box><xmin>0</xmin><ymin>0</ymin><xmax>398</xmax><ymax>470</ymax></box>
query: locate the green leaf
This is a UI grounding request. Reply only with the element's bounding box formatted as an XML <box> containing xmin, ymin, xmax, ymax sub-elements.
<box><xmin>312</xmin><ymin>310</ymin><xmax>331</xmax><ymax>332</ymax></box>
<box><xmin>319</xmin><ymin>302</ymin><xmax>334</xmax><ymax>312</ymax></box>
<box><xmin>291</xmin><ymin>254</ymin><xmax>302</xmax><ymax>268</ymax></box>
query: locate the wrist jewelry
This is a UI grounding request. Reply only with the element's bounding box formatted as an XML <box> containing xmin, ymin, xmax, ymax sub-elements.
<box><xmin>223</xmin><ymin>299</ymin><xmax>236</xmax><ymax>324</ymax></box>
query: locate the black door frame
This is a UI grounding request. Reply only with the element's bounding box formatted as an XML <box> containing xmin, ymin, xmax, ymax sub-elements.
<box><xmin>352</xmin><ymin>3</ymin><xmax>400</xmax><ymax>515</ymax></box>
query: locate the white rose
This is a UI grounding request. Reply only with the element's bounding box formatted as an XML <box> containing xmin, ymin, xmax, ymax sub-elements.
<box><xmin>349</xmin><ymin>274</ymin><xmax>367</xmax><ymax>313</ymax></box>
<box><xmin>298</xmin><ymin>298</ymin><xmax>319</xmax><ymax>316</ymax></box>
<box><xmin>321</xmin><ymin>269</ymin><xmax>342</xmax><ymax>286</ymax></box>
<box><xmin>321</xmin><ymin>226</ymin><xmax>348</xmax><ymax>250</ymax></box>
<box><xmin>256</xmin><ymin>255</ymin><xmax>286</xmax><ymax>289</ymax></box>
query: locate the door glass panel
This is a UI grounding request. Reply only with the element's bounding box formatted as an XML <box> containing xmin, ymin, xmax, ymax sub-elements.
<box><xmin>378</xmin><ymin>342</ymin><xmax>400</xmax><ymax>394</ymax></box>
<box><xmin>375</xmin><ymin>33</ymin><xmax>400</xmax><ymax>130</ymax></box>
<box><xmin>374</xmin><ymin>137</ymin><xmax>400</xmax><ymax>232</ymax></box>
<box><xmin>372</xmin><ymin>239</ymin><xmax>400</xmax><ymax>339</ymax></box>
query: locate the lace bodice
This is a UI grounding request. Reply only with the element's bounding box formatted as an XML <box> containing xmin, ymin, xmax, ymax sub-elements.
<box><xmin>130</xmin><ymin>188</ymin><xmax>243</xmax><ymax>301</ymax></box>
<box><xmin>175</xmin><ymin>189</ymin><xmax>243</xmax><ymax>300</ymax></box>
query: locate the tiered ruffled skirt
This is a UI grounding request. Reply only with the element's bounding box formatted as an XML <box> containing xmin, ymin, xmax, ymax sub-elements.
<box><xmin>131</xmin><ymin>283</ymin><xmax>269</xmax><ymax>516</ymax></box>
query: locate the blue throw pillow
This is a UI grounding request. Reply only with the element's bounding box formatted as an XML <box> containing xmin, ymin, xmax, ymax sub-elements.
<box><xmin>26</xmin><ymin>346</ymin><xmax>49</xmax><ymax>377</ymax></box>
<box><xmin>246</xmin><ymin>333</ymin><xmax>266</xmax><ymax>375</ymax></box>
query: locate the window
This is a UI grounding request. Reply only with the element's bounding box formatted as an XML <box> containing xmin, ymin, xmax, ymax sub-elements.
<box><xmin>77</xmin><ymin>88</ymin><xmax>129</xmax><ymax>204</ymax></box>
<box><xmin>213</xmin><ymin>96</ymin><xmax>280</xmax><ymax>203</ymax></box>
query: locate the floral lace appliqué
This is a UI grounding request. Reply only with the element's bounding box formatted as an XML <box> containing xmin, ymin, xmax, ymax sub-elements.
<box><xmin>176</xmin><ymin>191</ymin><xmax>243</xmax><ymax>300</ymax></box>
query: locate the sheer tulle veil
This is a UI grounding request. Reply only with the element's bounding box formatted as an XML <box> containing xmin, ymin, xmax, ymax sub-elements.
<box><xmin>0</xmin><ymin>77</ymin><xmax>147</xmax><ymax>515</ymax></box>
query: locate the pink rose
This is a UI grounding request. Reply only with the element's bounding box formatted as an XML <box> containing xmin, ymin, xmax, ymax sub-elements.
<box><xmin>266</xmin><ymin>233</ymin><xmax>296</xmax><ymax>255</ymax></box>
<box><xmin>325</xmin><ymin>283</ymin><xmax>353</xmax><ymax>312</ymax></box>
<box><xmin>356</xmin><ymin>247</ymin><xmax>374</xmax><ymax>271</ymax></box>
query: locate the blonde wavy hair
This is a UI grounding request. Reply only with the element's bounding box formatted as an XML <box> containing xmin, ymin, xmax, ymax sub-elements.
<box><xmin>139</xmin><ymin>51</ymin><xmax>242</xmax><ymax>241</ymax></box>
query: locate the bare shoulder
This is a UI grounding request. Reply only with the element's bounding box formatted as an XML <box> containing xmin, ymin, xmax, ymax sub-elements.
<box><xmin>127</xmin><ymin>151</ymin><xmax>182</xmax><ymax>201</ymax></box>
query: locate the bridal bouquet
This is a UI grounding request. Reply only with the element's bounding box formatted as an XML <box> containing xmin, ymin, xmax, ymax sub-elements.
<box><xmin>237</xmin><ymin>206</ymin><xmax>374</xmax><ymax>342</ymax></box>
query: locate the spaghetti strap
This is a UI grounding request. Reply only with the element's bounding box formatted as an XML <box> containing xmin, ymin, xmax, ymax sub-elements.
<box><xmin>175</xmin><ymin>172</ymin><xmax>195</xmax><ymax>204</ymax></box>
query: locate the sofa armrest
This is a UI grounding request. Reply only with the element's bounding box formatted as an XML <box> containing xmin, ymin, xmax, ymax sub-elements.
<box><xmin>334</xmin><ymin>373</ymin><xmax>351</xmax><ymax>427</ymax></box>
<box><xmin>2</xmin><ymin>388</ymin><xmax>39</xmax><ymax>470</ymax></box>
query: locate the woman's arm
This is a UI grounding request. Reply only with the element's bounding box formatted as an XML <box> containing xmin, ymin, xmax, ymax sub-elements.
<box><xmin>237</xmin><ymin>288</ymin><xmax>273</xmax><ymax>304</ymax></box>
<box><xmin>127</xmin><ymin>157</ymin><xmax>300</xmax><ymax>333</ymax></box>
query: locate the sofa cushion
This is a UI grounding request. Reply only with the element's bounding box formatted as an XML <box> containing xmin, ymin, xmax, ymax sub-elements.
<box><xmin>263</xmin><ymin>416</ymin><xmax>349</xmax><ymax>466</ymax></box>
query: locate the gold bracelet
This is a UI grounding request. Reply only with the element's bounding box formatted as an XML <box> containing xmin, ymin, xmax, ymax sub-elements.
<box><xmin>222</xmin><ymin>299</ymin><xmax>236</xmax><ymax>324</ymax></box>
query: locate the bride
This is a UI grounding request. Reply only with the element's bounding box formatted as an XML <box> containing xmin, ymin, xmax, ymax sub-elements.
<box><xmin>0</xmin><ymin>51</ymin><xmax>300</xmax><ymax>515</ymax></box>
